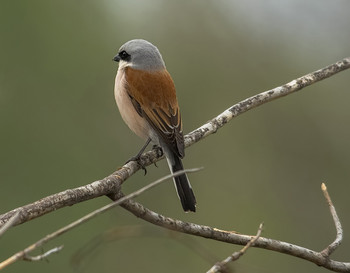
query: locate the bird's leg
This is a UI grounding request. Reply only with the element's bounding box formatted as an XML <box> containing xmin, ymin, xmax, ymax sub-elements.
<box><xmin>125</xmin><ymin>138</ymin><xmax>151</xmax><ymax>175</ymax></box>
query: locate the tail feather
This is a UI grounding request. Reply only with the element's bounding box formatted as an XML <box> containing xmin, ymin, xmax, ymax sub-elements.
<box><xmin>166</xmin><ymin>155</ymin><xmax>196</xmax><ymax>212</ymax></box>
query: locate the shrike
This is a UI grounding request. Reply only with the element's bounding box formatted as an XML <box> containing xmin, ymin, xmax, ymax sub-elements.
<box><xmin>113</xmin><ymin>39</ymin><xmax>196</xmax><ymax>212</ymax></box>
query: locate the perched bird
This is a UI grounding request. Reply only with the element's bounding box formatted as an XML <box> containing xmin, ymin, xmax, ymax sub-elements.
<box><xmin>113</xmin><ymin>39</ymin><xmax>196</xmax><ymax>212</ymax></box>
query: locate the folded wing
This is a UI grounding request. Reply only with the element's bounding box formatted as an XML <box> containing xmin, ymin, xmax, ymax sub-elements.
<box><xmin>124</xmin><ymin>67</ymin><xmax>185</xmax><ymax>158</ymax></box>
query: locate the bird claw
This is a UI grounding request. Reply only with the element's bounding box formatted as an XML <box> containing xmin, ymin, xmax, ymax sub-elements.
<box><xmin>141</xmin><ymin>164</ymin><xmax>147</xmax><ymax>175</ymax></box>
<box><xmin>125</xmin><ymin>156</ymin><xmax>147</xmax><ymax>175</ymax></box>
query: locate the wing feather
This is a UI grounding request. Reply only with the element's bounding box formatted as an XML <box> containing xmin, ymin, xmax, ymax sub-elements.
<box><xmin>124</xmin><ymin>67</ymin><xmax>185</xmax><ymax>158</ymax></box>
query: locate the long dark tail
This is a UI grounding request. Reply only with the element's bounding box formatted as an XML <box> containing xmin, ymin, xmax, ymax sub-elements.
<box><xmin>166</xmin><ymin>154</ymin><xmax>196</xmax><ymax>212</ymax></box>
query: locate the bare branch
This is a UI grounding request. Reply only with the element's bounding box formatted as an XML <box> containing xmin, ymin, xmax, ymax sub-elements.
<box><xmin>0</xmin><ymin>59</ymin><xmax>349</xmax><ymax>272</ymax></box>
<box><xmin>207</xmin><ymin>223</ymin><xmax>264</xmax><ymax>273</ymax></box>
<box><xmin>0</xmin><ymin>211</ymin><xmax>20</xmax><ymax>238</ymax></box>
<box><xmin>23</xmin><ymin>246</ymin><xmax>64</xmax><ymax>262</ymax></box>
<box><xmin>184</xmin><ymin>57</ymin><xmax>350</xmax><ymax>148</ymax></box>
<box><xmin>118</xmin><ymin>193</ymin><xmax>350</xmax><ymax>272</ymax></box>
<box><xmin>0</xmin><ymin>168</ymin><xmax>201</xmax><ymax>270</ymax></box>
<box><xmin>320</xmin><ymin>183</ymin><xmax>343</xmax><ymax>257</ymax></box>
<box><xmin>0</xmin><ymin>57</ymin><xmax>349</xmax><ymax>229</ymax></box>
<box><xmin>0</xmin><ymin>245</ymin><xmax>64</xmax><ymax>270</ymax></box>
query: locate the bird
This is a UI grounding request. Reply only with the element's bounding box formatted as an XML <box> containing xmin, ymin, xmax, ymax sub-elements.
<box><xmin>113</xmin><ymin>39</ymin><xmax>196</xmax><ymax>212</ymax></box>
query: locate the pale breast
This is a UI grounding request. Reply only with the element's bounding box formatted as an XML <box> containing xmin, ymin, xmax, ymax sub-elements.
<box><xmin>114</xmin><ymin>68</ymin><xmax>150</xmax><ymax>140</ymax></box>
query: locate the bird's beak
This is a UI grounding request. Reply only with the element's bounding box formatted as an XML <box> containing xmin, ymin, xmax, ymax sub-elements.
<box><xmin>113</xmin><ymin>54</ymin><xmax>121</xmax><ymax>62</ymax></box>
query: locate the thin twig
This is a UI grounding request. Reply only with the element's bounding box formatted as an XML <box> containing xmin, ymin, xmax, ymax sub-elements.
<box><xmin>0</xmin><ymin>211</ymin><xmax>20</xmax><ymax>238</ymax></box>
<box><xmin>23</xmin><ymin>246</ymin><xmax>64</xmax><ymax>262</ymax></box>
<box><xmin>207</xmin><ymin>223</ymin><xmax>264</xmax><ymax>273</ymax></box>
<box><xmin>320</xmin><ymin>183</ymin><xmax>343</xmax><ymax>257</ymax></box>
<box><xmin>1</xmin><ymin>57</ymin><xmax>349</xmax><ymax>229</ymax></box>
<box><xmin>0</xmin><ymin>59</ymin><xmax>349</xmax><ymax>272</ymax></box>
<box><xmin>0</xmin><ymin>168</ymin><xmax>201</xmax><ymax>271</ymax></box>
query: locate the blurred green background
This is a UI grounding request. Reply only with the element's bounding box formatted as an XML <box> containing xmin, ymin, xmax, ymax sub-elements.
<box><xmin>1</xmin><ymin>0</ymin><xmax>349</xmax><ymax>272</ymax></box>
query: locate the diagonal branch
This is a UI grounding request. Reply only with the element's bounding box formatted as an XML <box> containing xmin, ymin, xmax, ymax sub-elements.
<box><xmin>184</xmin><ymin>57</ymin><xmax>350</xmax><ymax>148</ymax></box>
<box><xmin>0</xmin><ymin>169</ymin><xmax>201</xmax><ymax>270</ymax></box>
<box><xmin>207</xmin><ymin>223</ymin><xmax>264</xmax><ymax>273</ymax></box>
<box><xmin>118</xmin><ymin>191</ymin><xmax>350</xmax><ymax>272</ymax></box>
<box><xmin>320</xmin><ymin>183</ymin><xmax>343</xmax><ymax>257</ymax></box>
<box><xmin>0</xmin><ymin>57</ymin><xmax>349</xmax><ymax>229</ymax></box>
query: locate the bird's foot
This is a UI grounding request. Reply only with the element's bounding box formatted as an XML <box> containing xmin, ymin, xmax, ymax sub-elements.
<box><xmin>125</xmin><ymin>155</ymin><xmax>147</xmax><ymax>175</ymax></box>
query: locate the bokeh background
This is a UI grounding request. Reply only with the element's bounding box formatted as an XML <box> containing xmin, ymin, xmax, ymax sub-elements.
<box><xmin>0</xmin><ymin>0</ymin><xmax>349</xmax><ymax>272</ymax></box>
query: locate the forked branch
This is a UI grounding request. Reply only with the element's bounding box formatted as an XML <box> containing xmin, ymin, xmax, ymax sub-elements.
<box><xmin>320</xmin><ymin>183</ymin><xmax>343</xmax><ymax>257</ymax></box>
<box><xmin>207</xmin><ymin>223</ymin><xmax>264</xmax><ymax>273</ymax></box>
<box><xmin>0</xmin><ymin>57</ymin><xmax>349</xmax><ymax>228</ymax></box>
<box><xmin>117</xmin><ymin>183</ymin><xmax>349</xmax><ymax>272</ymax></box>
<box><xmin>0</xmin><ymin>169</ymin><xmax>201</xmax><ymax>270</ymax></box>
<box><xmin>0</xmin><ymin>58</ymin><xmax>349</xmax><ymax>272</ymax></box>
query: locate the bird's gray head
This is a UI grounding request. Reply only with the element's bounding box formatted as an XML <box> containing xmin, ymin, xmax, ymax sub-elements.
<box><xmin>113</xmin><ymin>39</ymin><xmax>166</xmax><ymax>71</ymax></box>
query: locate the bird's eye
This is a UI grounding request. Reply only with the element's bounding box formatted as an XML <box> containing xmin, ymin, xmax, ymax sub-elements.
<box><xmin>119</xmin><ymin>50</ymin><xmax>130</xmax><ymax>61</ymax></box>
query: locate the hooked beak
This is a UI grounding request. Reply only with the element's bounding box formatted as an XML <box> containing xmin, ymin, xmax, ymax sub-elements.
<box><xmin>113</xmin><ymin>54</ymin><xmax>120</xmax><ymax>62</ymax></box>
